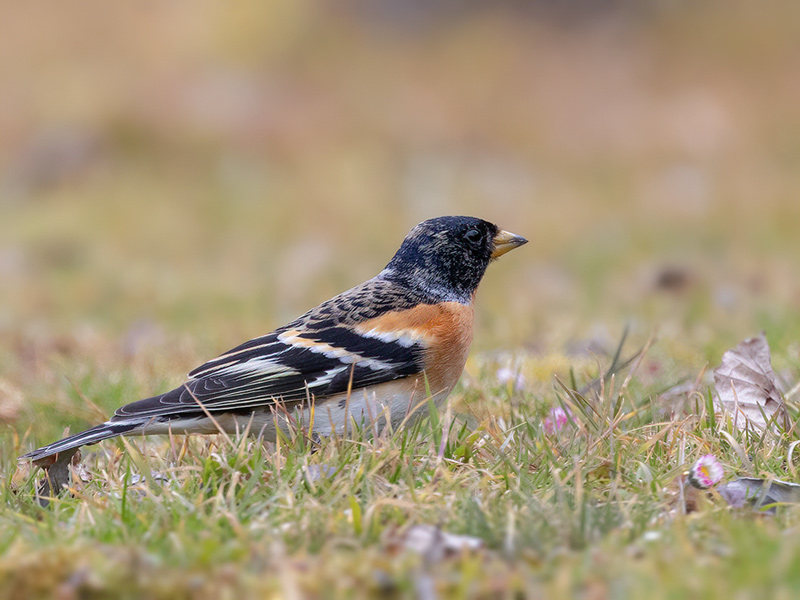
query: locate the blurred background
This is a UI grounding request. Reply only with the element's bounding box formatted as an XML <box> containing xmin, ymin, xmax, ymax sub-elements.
<box><xmin>2</xmin><ymin>0</ymin><xmax>800</xmax><ymax>434</ymax></box>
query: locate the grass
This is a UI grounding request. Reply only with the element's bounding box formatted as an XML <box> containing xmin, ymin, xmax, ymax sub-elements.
<box><xmin>3</xmin><ymin>337</ymin><xmax>800</xmax><ymax>598</ymax></box>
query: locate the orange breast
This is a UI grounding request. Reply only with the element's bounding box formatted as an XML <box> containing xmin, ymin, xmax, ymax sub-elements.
<box><xmin>355</xmin><ymin>302</ymin><xmax>474</xmax><ymax>396</ymax></box>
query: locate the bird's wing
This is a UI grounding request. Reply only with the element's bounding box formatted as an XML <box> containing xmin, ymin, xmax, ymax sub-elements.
<box><xmin>112</xmin><ymin>279</ymin><xmax>430</xmax><ymax>420</ymax></box>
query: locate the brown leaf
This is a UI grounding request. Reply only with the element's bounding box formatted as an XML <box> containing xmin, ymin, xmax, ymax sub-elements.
<box><xmin>713</xmin><ymin>333</ymin><xmax>788</xmax><ymax>433</ymax></box>
<box><xmin>34</xmin><ymin>448</ymin><xmax>81</xmax><ymax>507</ymax></box>
<box><xmin>10</xmin><ymin>460</ymin><xmax>33</xmax><ymax>492</ymax></box>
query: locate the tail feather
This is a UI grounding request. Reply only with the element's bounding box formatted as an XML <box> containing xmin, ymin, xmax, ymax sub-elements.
<box><xmin>21</xmin><ymin>420</ymin><xmax>143</xmax><ymax>462</ymax></box>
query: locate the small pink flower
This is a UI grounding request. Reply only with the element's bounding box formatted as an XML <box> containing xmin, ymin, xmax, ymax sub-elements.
<box><xmin>688</xmin><ymin>454</ymin><xmax>724</xmax><ymax>489</ymax></box>
<box><xmin>543</xmin><ymin>406</ymin><xmax>572</xmax><ymax>435</ymax></box>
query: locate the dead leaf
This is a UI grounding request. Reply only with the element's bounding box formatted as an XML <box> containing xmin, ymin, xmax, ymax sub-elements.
<box><xmin>400</xmin><ymin>524</ymin><xmax>483</xmax><ymax>562</ymax></box>
<box><xmin>717</xmin><ymin>477</ymin><xmax>800</xmax><ymax>512</ymax></box>
<box><xmin>11</xmin><ymin>460</ymin><xmax>32</xmax><ymax>492</ymax></box>
<box><xmin>713</xmin><ymin>333</ymin><xmax>788</xmax><ymax>433</ymax></box>
<box><xmin>34</xmin><ymin>447</ymin><xmax>81</xmax><ymax>507</ymax></box>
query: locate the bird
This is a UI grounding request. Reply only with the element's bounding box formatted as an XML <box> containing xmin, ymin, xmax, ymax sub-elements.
<box><xmin>22</xmin><ymin>216</ymin><xmax>527</xmax><ymax>470</ymax></box>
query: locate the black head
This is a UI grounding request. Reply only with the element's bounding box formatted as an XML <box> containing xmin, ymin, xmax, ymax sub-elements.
<box><xmin>382</xmin><ymin>216</ymin><xmax>527</xmax><ymax>303</ymax></box>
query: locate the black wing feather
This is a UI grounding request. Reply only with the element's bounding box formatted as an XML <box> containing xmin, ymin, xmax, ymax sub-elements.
<box><xmin>113</xmin><ymin>328</ymin><xmax>426</xmax><ymax>420</ymax></box>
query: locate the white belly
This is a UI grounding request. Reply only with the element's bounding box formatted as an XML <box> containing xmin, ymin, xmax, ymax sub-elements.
<box><xmin>136</xmin><ymin>377</ymin><xmax>456</xmax><ymax>442</ymax></box>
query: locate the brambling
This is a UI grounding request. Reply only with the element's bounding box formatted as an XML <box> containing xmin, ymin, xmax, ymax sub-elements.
<box><xmin>23</xmin><ymin>216</ymin><xmax>526</xmax><ymax>467</ymax></box>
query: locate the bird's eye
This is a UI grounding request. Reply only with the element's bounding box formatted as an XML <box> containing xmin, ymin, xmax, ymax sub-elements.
<box><xmin>464</xmin><ymin>228</ymin><xmax>482</xmax><ymax>245</ymax></box>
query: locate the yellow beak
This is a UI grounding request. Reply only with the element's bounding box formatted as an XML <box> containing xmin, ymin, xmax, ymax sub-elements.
<box><xmin>491</xmin><ymin>230</ymin><xmax>528</xmax><ymax>259</ymax></box>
